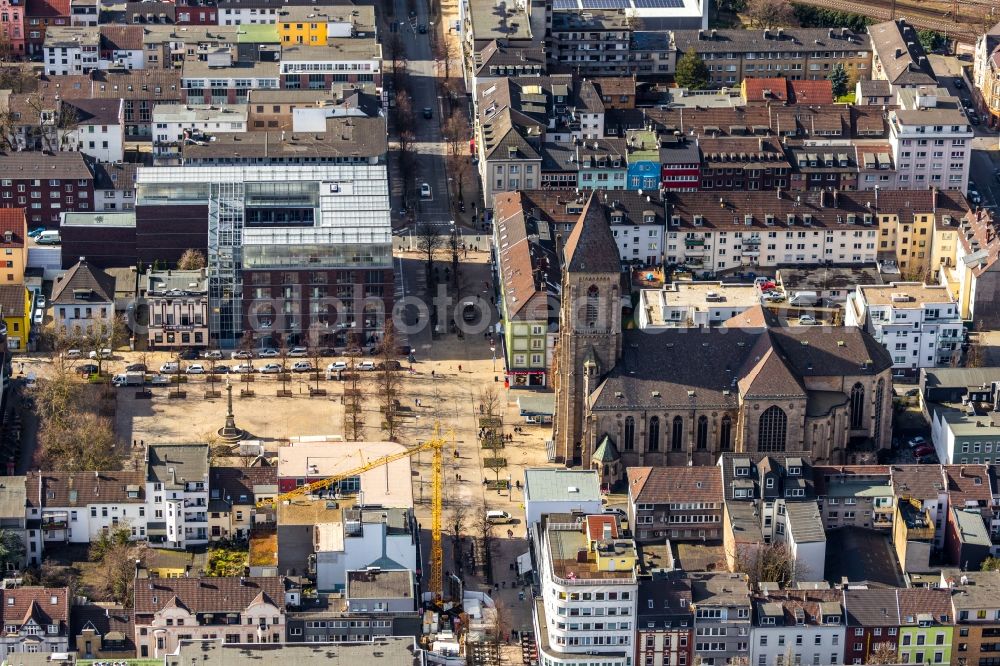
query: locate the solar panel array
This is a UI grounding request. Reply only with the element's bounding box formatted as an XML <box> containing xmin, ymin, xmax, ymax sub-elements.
<box><xmin>552</xmin><ymin>0</ymin><xmax>685</xmax><ymax>9</ymax></box>
<box><xmin>633</xmin><ymin>0</ymin><xmax>685</xmax><ymax>8</ymax></box>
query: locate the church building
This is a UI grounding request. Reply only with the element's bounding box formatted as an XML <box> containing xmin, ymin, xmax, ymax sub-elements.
<box><xmin>552</xmin><ymin>193</ymin><xmax>895</xmax><ymax>478</ymax></box>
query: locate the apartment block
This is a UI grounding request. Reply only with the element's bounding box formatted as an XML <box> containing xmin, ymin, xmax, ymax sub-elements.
<box><xmin>846</xmin><ymin>282</ymin><xmax>963</xmax><ymax>376</ymax></box>
<box><xmin>533</xmin><ymin>513</ymin><xmax>638</xmax><ymax>666</ymax></box>
<box><xmin>672</xmin><ymin>28</ymin><xmax>871</xmax><ymax>87</ymax></box>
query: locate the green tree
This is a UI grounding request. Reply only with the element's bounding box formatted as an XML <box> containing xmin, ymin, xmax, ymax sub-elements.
<box><xmin>829</xmin><ymin>63</ymin><xmax>849</xmax><ymax>98</ymax></box>
<box><xmin>982</xmin><ymin>556</ymin><xmax>1000</xmax><ymax>571</ymax></box>
<box><xmin>917</xmin><ymin>30</ymin><xmax>944</xmax><ymax>53</ymax></box>
<box><xmin>0</xmin><ymin>530</ymin><xmax>24</xmax><ymax>571</ymax></box>
<box><xmin>675</xmin><ymin>51</ymin><xmax>710</xmax><ymax>90</ymax></box>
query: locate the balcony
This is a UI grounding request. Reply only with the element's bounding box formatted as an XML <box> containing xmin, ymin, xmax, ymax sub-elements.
<box><xmin>684</xmin><ymin>238</ymin><xmax>705</xmax><ymax>247</ymax></box>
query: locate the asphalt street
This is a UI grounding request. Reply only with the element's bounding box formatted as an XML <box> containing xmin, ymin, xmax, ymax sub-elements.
<box><xmin>392</xmin><ymin>0</ymin><xmax>453</xmax><ymax>224</ymax></box>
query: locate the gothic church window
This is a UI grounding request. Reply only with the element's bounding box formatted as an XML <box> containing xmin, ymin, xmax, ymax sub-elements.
<box><xmin>648</xmin><ymin>416</ymin><xmax>660</xmax><ymax>452</ymax></box>
<box><xmin>696</xmin><ymin>416</ymin><xmax>709</xmax><ymax>450</ymax></box>
<box><xmin>671</xmin><ymin>416</ymin><xmax>683</xmax><ymax>451</ymax></box>
<box><xmin>624</xmin><ymin>416</ymin><xmax>635</xmax><ymax>451</ymax></box>
<box><xmin>758</xmin><ymin>406</ymin><xmax>787</xmax><ymax>452</ymax></box>
<box><xmin>849</xmin><ymin>383</ymin><xmax>865</xmax><ymax>430</ymax></box>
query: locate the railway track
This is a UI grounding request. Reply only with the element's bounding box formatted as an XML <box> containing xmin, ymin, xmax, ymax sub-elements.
<box><xmin>793</xmin><ymin>0</ymin><xmax>980</xmax><ymax>43</ymax></box>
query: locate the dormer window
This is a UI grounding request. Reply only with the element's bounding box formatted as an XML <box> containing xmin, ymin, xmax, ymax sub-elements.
<box><xmin>765</xmin><ymin>478</ymin><xmax>775</xmax><ymax>488</ymax></box>
<box><xmin>693</xmin><ymin>215</ymin><xmax>704</xmax><ymax>227</ymax></box>
<box><xmin>670</xmin><ymin>215</ymin><xmax>680</xmax><ymax>227</ymax></box>
<box><xmin>735</xmin><ymin>466</ymin><xmax>749</xmax><ymax>477</ymax></box>
<box><xmin>788</xmin><ymin>466</ymin><xmax>801</xmax><ymax>476</ymax></box>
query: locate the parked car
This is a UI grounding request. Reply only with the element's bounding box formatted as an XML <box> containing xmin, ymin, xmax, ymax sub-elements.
<box><xmin>358</xmin><ymin>361</ymin><xmax>376</xmax><ymax>371</ymax></box>
<box><xmin>202</xmin><ymin>350</ymin><xmax>223</xmax><ymax>359</ymax></box>
<box><xmin>26</xmin><ymin>227</ymin><xmax>45</xmax><ymax>238</ymax></box>
<box><xmin>907</xmin><ymin>435</ymin><xmax>927</xmax><ymax>448</ymax></box>
<box><xmin>212</xmin><ymin>365</ymin><xmax>231</xmax><ymax>374</ymax></box>
<box><xmin>797</xmin><ymin>315</ymin><xmax>818</xmax><ymax>325</ymax></box>
<box><xmin>486</xmin><ymin>510</ymin><xmax>513</xmax><ymax>524</ymax></box>
<box><xmin>231</xmin><ymin>350</ymin><xmax>253</xmax><ymax>359</ymax></box>
<box><xmin>955</xmin><ymin>79</ymin><xmax>965</xmax><ymax>89</ymax></box>
<box><xmin>35</xmin><ymin>295</ymin><xmax>46</xmax><ymax>308</ymax></box>
<box><xmin>418</xmin><ymin>23</ymin><xmax>427</xmax><ymax>33</ymax></box>
<box><xmin>126</xmin><ymin>363</ymin><xmax>147</xmax><ymax>373</ymax></box>
<box><xmin>159</xmin><ymin>362</ymin><xmax>180</xmax><ymax>374</ymax></box>
<box><xmin>64</xmin><ymin>349</ymin><xmax>82</xmax><ymax>359</ymax></box>
<box><xmin>233</xmin><ymin>363</ymin><xmax>256</xmax><ymax>374</ymax></box>
<box><xmin>288</xmin><ymin>347</ymin><xmax>309</xmax><ymax>357</ymax></box>
<box><xmin>377</xmin><ymin>360</ymin><xmax>402</xmax><ymax>371</ymax></box>
<box><xmin>178</xmin><ymin>348</ymin><xmax>199</xmax><ymax>360</ymax></box>
<box><xmin>914</xmin><ymin>444</ymin><xmax>935</xmax><ymax>457</ymax></box>
<box><xmin>343</xmin><ymin>348</ymin><xmax>363</xmax><ymax>357</ymax></box>
<box><xmin>76</xmin><ymin>363</ymin><xmax>99</xmax><ymax>376</ymax></box>
<box><xmin>420</xmin><ymin>183</ymin><xmax>432</xmax><ymax>199</ymax></box>
<box><xmin>149</xmin><ymin>374</ymin><xmax>170</xmax><ymax>385</ymax></box>
<box><xmin>292</xmin><ymin>361</ymin><xmax>313</xmax><ymax>373</ymax></box>
<box><xmin>89</xmin><ymin>349</ymin><xmax>112</xmax><ymax>359</ymax></box>
<box><xmin>260</xmin><ymin>363</ymin><xmax>283</xmax><ymax>374</ymax></box>
<box><xmin>258</xmin><ymin>348</ymin><xmax>279</xmax><ymax>358</ymax></box>
<box><xmin>422</xmin><ymin>107</ymin><xmax>433</xmax><ymax>119</ymax></box>
<box><xmin>186</xmin><ymin>364</ymin><xmax>206</xmax><ymax>374</ymax></box>
<box><xmin>328</xmin><ymin>361</ymin><xmax>348</xmax><ymax>372</ymax></box>
<box><xmin>33</xmin><ymin>309</ymin><xmax>43</xmax><ymax>325</ymax></box>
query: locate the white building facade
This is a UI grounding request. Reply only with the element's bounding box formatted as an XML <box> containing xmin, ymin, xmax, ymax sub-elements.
<box><xmin>888</xmin><ymin>87</ymin><xmax>972</xmax><ymax>192</ymax></box>
<box><xmin>534</xmin><ymin>514</ymin><xmax>638</xmax><ymax>666</ymax></box>
<box><xmin>846</xmin><ymin>282</ymin><xmax>963</xmax><ymax>376</ymax></box>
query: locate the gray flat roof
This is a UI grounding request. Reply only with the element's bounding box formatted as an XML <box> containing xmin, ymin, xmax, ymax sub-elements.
<box><xmin>164</xmin><ymin>638</ymin><xmax>423</xmax><ymax>666</ymax></box>
<box><xmin>524</xmin><ymin>468</ymin><xmax>601</xmax><ymax>502</ymax></box>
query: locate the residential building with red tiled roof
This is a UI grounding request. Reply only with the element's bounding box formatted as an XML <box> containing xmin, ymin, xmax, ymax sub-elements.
<box><xmin>0</xmin><ymin>586</ymin><xmax>70</xmax><ymax>659</ymax></box>
<box><xmin>627</xmin><ymin>466</ymin><xmax>724</xmax><ymax>543</ymax></box>
<box><xmin>133</xmin><ymin>575</ymin><xmax>285</xmax><ymax>658</ymax></box>
<box><xmin>789</xmin><ymin>79</ymin><xmax>834</xmax><ymax>105</ymax></box>
<box><xmin>24</xmin><ymin>470</ymin><xmax>145</xmax><ymax>552</ymax></box>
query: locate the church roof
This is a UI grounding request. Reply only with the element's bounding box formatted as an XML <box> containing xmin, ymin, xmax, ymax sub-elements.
<box><xmin>590</xmin><ymin>324</ymin><xmax>891</xmax><ymax>411</ymax></box>
<box><xmin>592</xmin><ymin>435</ymin><xmax>620</xmax><ymax>463</ymax></box>
<box><xmin>563</xmin><ymin>191</ymin><xmax>621</xmax><ymax>274</ymax></box>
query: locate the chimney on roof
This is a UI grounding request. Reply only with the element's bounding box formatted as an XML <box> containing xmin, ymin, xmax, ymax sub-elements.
<box><xmin>776</xmin><ymin>187</ymin><xmax>782</xmax><ymax>200</ymax></box>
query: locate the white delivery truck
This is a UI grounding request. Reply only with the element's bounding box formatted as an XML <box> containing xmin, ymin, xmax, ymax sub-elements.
<box><xmin>788</xmin><ymin>291</ymin><xmax>819</xmax><ymax>307</ymax></box>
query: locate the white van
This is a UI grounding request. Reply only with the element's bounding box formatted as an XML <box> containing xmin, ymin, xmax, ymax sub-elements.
<box><xmin>486</xmin><ymin>510</ymin><xmax>513</xmax><ymax>525</ymax></box>
<box><xmin>36</xmin><ymin>231</ymin><xmax>61</xmax><ymax>245</ymax></box>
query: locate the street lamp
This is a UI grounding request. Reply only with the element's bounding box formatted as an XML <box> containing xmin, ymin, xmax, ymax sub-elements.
<box><xmin>491</xmin><ymin>343</ymin><xmax>496</xmax><ymax>371</ymax></box>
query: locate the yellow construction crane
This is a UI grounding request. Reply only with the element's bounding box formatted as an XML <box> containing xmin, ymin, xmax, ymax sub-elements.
<box><xmin>257</xmin><ymin>434</ymin><xmax>447</xmax><ymax>600</ymax></box>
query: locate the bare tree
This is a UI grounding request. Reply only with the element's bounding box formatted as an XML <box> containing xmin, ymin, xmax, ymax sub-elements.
<box><xmin>866</xmin><ymin>643</ymin><xmax>899</xmax><ymax>665</ymax></box>
<box><xmin>80</xmin><ymin>314</ymin><xmax>127</xmax><ymax>376</ymax></box>
<box><xmin>343</xmin><ymin>332</ymin><xmax>366</xmax><ymax>441</ymax></box>
<box><xmin>38</xmin><ymin>412</ymin><xmax>123</xmax><ymax>471</ymax></box>
<box><xmin>744</xmin><ymin>0</ymin><xmax>794</xmax><ymax>29</ymax></box>
<box><xmin>89</xmin><ymin>525</ymin><xmax>150</xmax><ymax>607</ymax></box>
<box><xmin>471</xmin><ymin>498</ymin><xmax>495</xmax><ymax>584</ymax></box>
<box><xmin>308</xmin><ymin>333</ymin><xmax>324</xmax><ymax>393</ymax></box>
<box><xmin>433</xmin><ymin>34</ymin><xmax>458</xmax><ymax>83</ymax></box>
<box><xmin>730</xmin><ymin>541</ymin><xmax>797</xmax><ymax>586</ymax></box>
<box><xmin>276</xmin><ymin>337</ymin><xmax>291</xmax><ymax>396</ymax></box>
<box><xmin>376</xmin><ymin>320</ymin><xmax>401</xmax><ymax>441</ymax></box>
<box><xmin>447</xmin><ymin>229</ymin><xmax>460</xmax><ymax>288</ymax></box>
<box><xmin>445</xmin><ymin>485</ymin><xmax>468</xmax><ymax>552</ymax></box>
<box><xmin>177</xmin><ymin>249</ymin><xmax>207</xmax><ymax>270</ymax></box>
<box><xmin>239</xmin><ymin>332</ymin><xmax>255</xmax><ymax>393</ymax></box>
<box><xmin>415</xmin><ymin>223</ymin><xmax>443</xmax><ymax>285</ymax></box>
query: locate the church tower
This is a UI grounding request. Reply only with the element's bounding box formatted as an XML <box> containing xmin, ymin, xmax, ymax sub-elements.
<box><xmin>552</xmin><ymin>192</ymin><xmax>623</xmax><ymax>466</ymax></box>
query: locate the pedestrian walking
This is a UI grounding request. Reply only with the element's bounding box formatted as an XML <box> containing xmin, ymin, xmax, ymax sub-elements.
<box><xmin>458</xmin><ymin>364</ymin><xmax>462</xmax><ymax>372</ymax></box>
<box><xmin>431</xmin><ymin>369</ymin><xmax>435</xmax><ymax>378</ymax></box>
